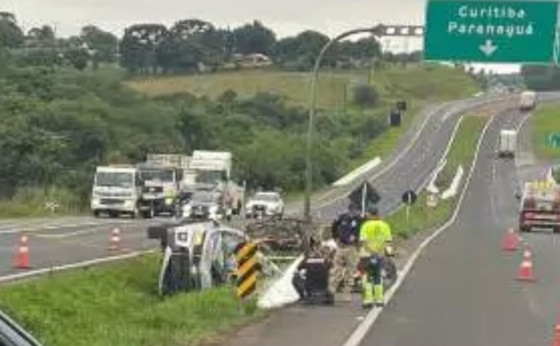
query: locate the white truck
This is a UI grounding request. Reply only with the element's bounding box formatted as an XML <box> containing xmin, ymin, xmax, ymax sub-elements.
<box><xmin>90</xmin><ymin>165</ymin><xmax>142</xmax><ymax>218</ymax></box>
<box><xmin>189</xmin><ymin>151</ymin><xmax>244</xmax><ymax>215</ymax></box>
<box><xmin>498</xmin><ymin>129</ymin><xmax>517</xmax><ymax>158</ymax></box>
<box><xmin>519</xmin><ymin>91</ymin><xmax>537</xmax><ymax>111</ymax></box>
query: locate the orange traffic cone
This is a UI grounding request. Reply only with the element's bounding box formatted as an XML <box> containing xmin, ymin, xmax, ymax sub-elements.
<box><xmin>501</xmin><ymin>228</ymin><xmax>519</xmax><ymax>251</ymax></box>
<box><xmin>108</xmin><ymin>228</ymin><xmax>121</xmax><ymax>251</ymax></box>
<box><xmin>552</xmin><ymin>323</ymin><xmax>560</xmax><ymax>346</ymax></box>
<box><xmin>516</xmin><ymin>246</ymin><xmax>535</xmax><ymax>281</ymax></box>
<box><xmin>13</xmin><ymin>233</ymin><xmax>30</xmax><ymax>269</ymax></box>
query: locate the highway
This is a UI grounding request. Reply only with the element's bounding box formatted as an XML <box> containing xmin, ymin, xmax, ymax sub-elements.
<box><xmin>310</xmin><ymin>96</ymin><xmax>513</xmax><ymax>219</ymax></box>
<box><xmin>0</xmin><ymin>95</ymin><xmax>510</xmax><ymax>278</ymax></box>
<box><xmin>356</xmin><ymin>108</ymin><xmax>557</xmax><ymax>346</ymax></box>
<box><xmin>223</xmin><ymin>103</ymin><xmax>560</xmax><ymax>346</ymax></box>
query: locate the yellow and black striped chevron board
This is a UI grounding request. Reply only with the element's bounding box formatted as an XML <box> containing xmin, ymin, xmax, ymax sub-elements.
<box><xmin>234</xmin><ymin>241</ymin><xmax>261</xmax><ymax>299</ymax></box>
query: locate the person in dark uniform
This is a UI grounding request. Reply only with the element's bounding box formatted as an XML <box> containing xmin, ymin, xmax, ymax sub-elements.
<box><xmin>328</xmin><ymin>203</ymin><xmax>363</xmax><ymax>302</ymax></box>
<box><xmin>292</xmin><ymin>236</ymin><xmax>335</xmax><ymax>303</ymax></box>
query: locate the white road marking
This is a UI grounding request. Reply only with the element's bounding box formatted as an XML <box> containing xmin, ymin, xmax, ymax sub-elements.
<box><xmin>313</xmin><ymin>103</ymin><xmax>450</xmax><ymax>210</ymax></box>
<box><xmin>341</xmin><ymin>111</ymin><xmax>496</xmax><ymax>346</ymax></box>
<box><xmin>0</xmin><ymin>250</ymin><xmax>157</xmax><ymax>284</ymax></box>
<box><xmin>0</xmin><ymin>219</ymin><xmax>135</xmax><ymax>235</ymax></box>
<box><xmin>34</xmin><ymin>226</ymin><xmax>117</xmax><ymax>239</ymax></box>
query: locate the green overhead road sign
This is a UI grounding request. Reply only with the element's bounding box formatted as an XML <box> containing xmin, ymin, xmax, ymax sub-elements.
<box><xmin>424</xmin><ymin>0</ymin><xmax>560</xmax><ymax>63</ymax></box>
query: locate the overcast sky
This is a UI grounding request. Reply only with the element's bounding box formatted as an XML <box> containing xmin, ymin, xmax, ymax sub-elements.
<box><xmin>3</xmin><ymin>0</ymin><xmax>519</xmax><ymax>73</ymax></box>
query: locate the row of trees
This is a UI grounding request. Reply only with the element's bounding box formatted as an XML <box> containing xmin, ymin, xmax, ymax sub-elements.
<box><xmin>0</xmin><ymin>12</ymin><xmax>423</xmax><ymax>74</ymax></box>
<box><xmin>521</xmin><ymin>65</ymin><xmax>560</xmax><ymax>91</ymax></box>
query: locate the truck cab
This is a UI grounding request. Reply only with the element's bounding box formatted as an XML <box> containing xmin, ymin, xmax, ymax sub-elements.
<box><xmin>189</xmin><ymin>150</ymin><xmax>244</xmax><ymax>215</ymax></box>
<box><xmin>138</xmin><ymin>164</ymin><xmax>182</xmax><ymax>218</ymax></box>
<box><xmin>519</xmin><ymin>180</ymin><xmax>560</xmax><ymax>233</ymax></box>
<box><xmin>91</xmin><ymin>166</ymin><xmax>141</xmax><ymax>218</ymax></box>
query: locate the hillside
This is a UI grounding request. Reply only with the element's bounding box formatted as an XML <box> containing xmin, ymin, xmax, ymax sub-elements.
<box><xmin>127</xmin><ymin>64</ymin><xmax>479</xmax><ymax>173</ymax></box>
<box><xmin>532</xmin><ymin>105</ymin><xmax>560</xmax><ymax>161</ymax></box>
<box><xmin>126</xmin><ymin>64</ymin><xmax>479</xmax><ymax>109</ymax></box>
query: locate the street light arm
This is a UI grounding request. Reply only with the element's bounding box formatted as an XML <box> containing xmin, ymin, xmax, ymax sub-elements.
<box><xmin>304</xmin><ymin>25</ymin><xmax>385</xmax><ymax>221</ymax></box>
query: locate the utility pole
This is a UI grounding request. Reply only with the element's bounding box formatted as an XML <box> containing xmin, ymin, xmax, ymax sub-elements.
<box><xmin>303</xmin><ymin>24</ymin><xmax>424</xmax><ymax>221</ymax></box>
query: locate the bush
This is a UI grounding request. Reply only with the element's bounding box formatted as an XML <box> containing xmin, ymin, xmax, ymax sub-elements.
<box><xmin>352</xmin><ymin>84</ymin><xmax>379</xmax><ymax>108</ymax></box>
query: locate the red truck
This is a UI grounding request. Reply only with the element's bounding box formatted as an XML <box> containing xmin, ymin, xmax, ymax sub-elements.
<box><xmin>519</xmin><ymin>180</ymin><xmax>560</xmax><ymax>233</ymax></box>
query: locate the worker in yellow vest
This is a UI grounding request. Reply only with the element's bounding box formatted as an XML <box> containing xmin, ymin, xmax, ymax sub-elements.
<box><xmin>359</xmin><ymin>205</ymin><xmax>393</xmax><ymax>309</ymax></box>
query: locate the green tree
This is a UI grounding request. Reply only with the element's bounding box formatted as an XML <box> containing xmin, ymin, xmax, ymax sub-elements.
<box><xmin>158</xmin><ymin>19</ymin><xmax>224</xmax><ymax>73</ymax></box>
<box><xmin>80</xmin><ymin>25</ymin><xmax>118</xmax><ymax>62</ymax></box>
<box><xmin>232</xmin><ymin>20</ymin><xmax>276</xmax><ymax>55</ymax></box>
<box><xmin>177</xmin><ymin>107</ymin><xmax>215</xmax><ymax>151</ymax></box>
<box><xmin>353</xmin><ymin>84</ymin><xmax>379</xmax><ymax>108</ymax></box>
<box><xmin>521</xmin><ymin>65</ymin><xmax>560</xmax><ymax>91</ymax></box>
<box><xmin>27</xmin><ymin>25</ymin><xmax>56</xmax><ymax>47</ymax></box>
<box><xmin>272</xmin><ymin>30</ymin><xmax>329</xmax><ymax>70</ymax></box>
<box><xmin>0</xmin><ymin>12</ymin><xmax>24</xmax><ymax>48</ymax></box>
<box><xmin>65</xmin><ymin>48</ymin><xmax>90</xmax><ymax>70</ymax></box>
<box><xmin>120</xmin><ymin>24</ymin><xmax>167</xmax><ymax>74</ymax></box>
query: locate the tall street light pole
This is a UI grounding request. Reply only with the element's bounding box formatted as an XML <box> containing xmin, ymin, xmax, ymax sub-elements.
<box><xmin>303</xmin><ymin>25</ymin><xmax>385</xmax><ymax>221</ymax></box>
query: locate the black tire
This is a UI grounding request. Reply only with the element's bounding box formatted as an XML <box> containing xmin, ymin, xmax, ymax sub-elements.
<box><xmin>141</xmin><ymin>209</ymin><xmax>154</xmax><ymax>219</ymax></box>
<box><xmin>382</xmin><ymin>259</ymin><xmax>398</xmax><ymax>290</ymax></box>
<box><xmin>93</xmin><ymin>210</ymin><xmax>101</xmax><ymax>218</ymax></box>
<box><xmin>324</xmin><ymin>292</ymin><xmax>335</xmax><ymax>305</ymax></box>
<box><xmin>520</xmin><ymin>225</ymin><xmax>531</xmax><ymax>233</ymax></box>
<box><xmin>554</xmin><ymin>227</ymin><xmax>560</xmax><ymax>234</ymax></box>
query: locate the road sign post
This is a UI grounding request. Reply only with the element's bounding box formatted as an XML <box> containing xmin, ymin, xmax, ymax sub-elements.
<box><xmin>424</xmin><ymin>0</ymin><xmax>560</xmax><ymax>63</ymax></box>
<box><xmin>402</xmin><ymin>190</ymin><xmax>418</xmax><ymax>230</ymax></box>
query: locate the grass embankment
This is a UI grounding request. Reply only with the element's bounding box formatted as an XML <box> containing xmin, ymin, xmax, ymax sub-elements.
<box><xmin>0</xmin><ymin>254</ymin><xmax>260</xmax><ymax>346</ymax></box>
<box><xmin>126</xmin><ymin>65</ymin><xmax>478</xmax><ymax>109</ymax></box>
<box><xmin>389</xmin><ymin>115</ymin><xmax>489</xmax><ymax>239</ymax></box>
<box><xmin>532</xmin><ymin>105</ymin><xmax>560</xmax><ymax>161</ymax></box>
<box><xmin>0</xmin><ymin>187</ymin><xmax>86</xmax><ymax>218</ymax></box>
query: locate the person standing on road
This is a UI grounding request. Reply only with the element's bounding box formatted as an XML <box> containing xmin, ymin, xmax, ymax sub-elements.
<box><xmin>359</xmin><ymin>205</ymin><xmax>393</xmax><ymax>309</ymax></box>
<box><xmin>327</xmin><ymin>204</ymin><xmax>362</xmax><ymax>302</ymax></box>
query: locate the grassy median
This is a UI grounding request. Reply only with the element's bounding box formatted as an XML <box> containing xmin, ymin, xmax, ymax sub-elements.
<box><xmin>0</xmin><ymin>254</ymin><xmax>261</xmax><ymax>346</ymax></box>
<box><xmin>532</xmin><ymin>105</ymin><xmax>560</xmax><ymax>161</ymax></box>
<box><xmin>389</xmin><ymin>115</ymin><xmax>489</xmax><ymax>239</ymax></box>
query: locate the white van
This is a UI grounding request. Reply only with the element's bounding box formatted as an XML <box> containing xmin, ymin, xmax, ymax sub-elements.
<box><xmin>519</xmin><ymin>91</ymin><xmax>537</xmax><ymax>111</ymax></box>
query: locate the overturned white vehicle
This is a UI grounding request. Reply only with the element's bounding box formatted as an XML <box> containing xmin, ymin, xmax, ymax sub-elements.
<box><xmin>148</xmin><ymin>220</ymin><xmax>280</xmax><ymax>296</ymax></box>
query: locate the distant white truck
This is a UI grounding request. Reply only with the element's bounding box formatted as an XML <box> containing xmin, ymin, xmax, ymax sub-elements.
<box><xmin>189</xmin><ymin>150</ymin><xmax>244</xmax><ymax>215</ymax></box>
<box><xmin>519</xmin><ymin>91</ymin><xmax>537</xmax><ymax>111</ymax></box>
<box><xmin>498</xmin><ymin>129</ymin><xmax>517</xmax><ymax>158</ymax></box>
<box><xmin>91</xmin><ymin>166</ymin><xmax>142</xmax><ymax>218</ymax></box>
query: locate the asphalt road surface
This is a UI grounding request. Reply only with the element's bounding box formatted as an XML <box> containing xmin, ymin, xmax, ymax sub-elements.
<box><xmin>0</xmin><ymin>95</ymin><xmax>510</xmax><ymax>278</ymax></box>
<box><xmin>359</xmin><ymin>108</ymin><xmax>559</xmax><ymax>346</ymax></box>
<box><xmin>310</xmin><ymin>96</ymin><xmax>511</xmax><ymax>220</ymax></box>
